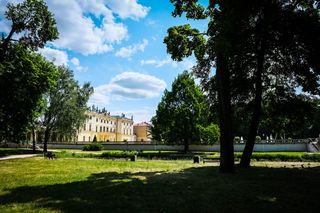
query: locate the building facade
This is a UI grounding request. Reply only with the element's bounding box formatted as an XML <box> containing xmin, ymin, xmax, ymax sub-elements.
<box><xmin>77</xmin><ymin>111</ymin><xmax>135</xmax><ymax>142</ymax></box>
<box><xmin>133</xmin><ymin>122</ymin><xmax>152</xmax><ymax>142</ymax></box>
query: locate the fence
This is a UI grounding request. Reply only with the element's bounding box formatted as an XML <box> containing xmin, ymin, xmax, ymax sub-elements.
<box><xmin>41</xmin><ymin>142</ymin><xmax>314</xmax><ymax>152</ymax></box>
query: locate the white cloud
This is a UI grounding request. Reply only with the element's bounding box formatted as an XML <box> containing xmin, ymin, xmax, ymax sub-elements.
<box><xmin>37</xmin><ymin>48</ymin><xmax>88</xmax><ymax>71</ymax></box>
<box><xmin>111</xmin><ymin>107</ymin><xmax>155</xmax><ymax>123</ymax></box>
<box><xmin>0</xmin><ymin>0</ymin><xmax>149</xmax><ymax>56</ymax></box>
<box><xmin>116</xmin><ymin>39</ymin><xmax>148</xmax><ymax>58</ymax></box>
<box><xmin>89</xmin><ymin>72</ymin><xmax>166</xmax><ymax>106</ymax></box>
<box><xmin>70</xmin><ymin>57</ymin><xmax>87</xmax><ymax>72</ymax></box>
<box><xmin>89</xmin><ymin>86</ymin><xmax>110</xmax><ymax>106</ymax></box>
<box><xmin>105</xmin><ymin>0</ymin><xmax>150</xmax><ymax>20</ymax></box>
<box><xmin>141</xmin><ymin>57</ymin><xmax>196</xmax><ymax>70</ymax></box>
<box><xmin>38</xmin><ymin>47</ymin><xmax>68</xmax><ymax>66</ymax></box>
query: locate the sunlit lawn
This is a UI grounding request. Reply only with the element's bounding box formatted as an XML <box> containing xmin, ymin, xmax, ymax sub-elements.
<box><xmin>0</xmin><ymin>157</ymin><xmax>319</xmax><ymax>213</ymax></box>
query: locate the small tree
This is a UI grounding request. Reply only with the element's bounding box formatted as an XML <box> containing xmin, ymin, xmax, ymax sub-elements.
<box><xmin>40</xmin><ymin>66</ymin><xmax>93</xmax><ymax>152</ymax></box>
<box><xmin>151</xmin><ymin>71</ymin><xmax>216</xmax><ymax>152</ymax></box>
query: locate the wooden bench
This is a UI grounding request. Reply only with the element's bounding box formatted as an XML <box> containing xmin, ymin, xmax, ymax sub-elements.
<box><xmin>203</xmin><ymin>156</ymin><xmax>219</xmax><ymax>163</ymax></box>
<box><xmin>44</xmin><ymin>151</ymin><xmax>56</xmax><ymax>159</ymax></box>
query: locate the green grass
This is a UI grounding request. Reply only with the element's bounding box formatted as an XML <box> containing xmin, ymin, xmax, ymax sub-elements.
<box><xmin>0</xmin><ymin>157</ymin><xmax>319</xmax><ymax>213</ymax></box>
<box><xmin>54</xmin><ymin>149</ymin><xmax>320</xmax><ymax>161</ymax></box>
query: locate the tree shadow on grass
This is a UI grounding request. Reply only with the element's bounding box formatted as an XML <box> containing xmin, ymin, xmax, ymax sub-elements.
<box><xmin>0</xmin><ymin>165</ymin><xmax>319</xmax><ymax>213</ymax></box>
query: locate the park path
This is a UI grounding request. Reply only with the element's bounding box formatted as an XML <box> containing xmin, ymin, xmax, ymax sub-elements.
<box><xmin>0</xmin><ymin>154</ymin><xmax>38</xmax><ymax>161</ymax></box>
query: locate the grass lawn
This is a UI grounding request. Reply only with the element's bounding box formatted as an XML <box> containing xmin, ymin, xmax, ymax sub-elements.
<box><xmin>0</xmin><ymin>158</ymin><xmax>319</xmax><ymax>213</ymax></box>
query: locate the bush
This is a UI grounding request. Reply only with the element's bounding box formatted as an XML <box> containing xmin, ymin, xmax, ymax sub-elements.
<box><xmin>82</xmin><ymin>143</ymin><xmax>103</xmax><ymax>151</ymax></box>
<box><xmin>198</xmin><ymin>123</ymin><xmax>220</xmax><ymax>144</ymax></box>
<box><xmin>100</xmin><ymin>151</ymin><xmax>138</xmax><ymax>158</ymax></box>
<box><xmin>234</xmin><ymin>136</ymin><xmax>240</xmax><ymax>143</ymax></box>
<box><xmin>234</xmin><ymin>152</ymin><xmax>320</xmax><ymax>162</ymax></box>
<box><xmin>255</xmin><ymin>136</ymin><xmax>261</xmax><ymax>142</ymax></box>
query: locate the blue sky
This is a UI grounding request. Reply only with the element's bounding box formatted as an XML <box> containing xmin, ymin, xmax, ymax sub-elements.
<box><xmin>0</xmin><ymin>0</ymin><xmax>209</xmax><ymax>123</ymax></box>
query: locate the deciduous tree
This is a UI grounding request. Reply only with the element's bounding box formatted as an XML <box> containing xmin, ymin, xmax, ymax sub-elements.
<box><xmin>40</xmin><ymin>66</ymin><xmax>93</xmax><ymax>152</ymax></box>
<box><xmin>0</xmin><ymin>0</ymin><xmax>58</xmax><ymax>62</ymax></box>
<box><xmin>151</xmin><ymin>71</ymin><xmax>216</xmax><ymax>152</ymax></box>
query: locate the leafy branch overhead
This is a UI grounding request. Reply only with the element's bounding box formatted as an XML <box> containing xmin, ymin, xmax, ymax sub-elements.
<box><xmin>0</xmin><ymin>0</ymin><xmax>59</xmax><ymax>62</ymax></box>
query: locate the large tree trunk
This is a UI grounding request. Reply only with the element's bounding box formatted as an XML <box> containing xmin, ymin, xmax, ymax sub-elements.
<box><xmin>216</xmin><ymin>54</ymin><xmax>235</xmax><ymax>173</ymax></box>
<box><xmin>240</xmin><ymin>39</ymin><xmax>265</xmax><ymax>168</ymax></box>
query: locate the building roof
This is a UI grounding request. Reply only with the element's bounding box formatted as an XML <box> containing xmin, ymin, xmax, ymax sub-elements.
<box><xmin>134</xmin><ymin>122</ymin><xmax>151</xmax><ymax>127</ymax></box>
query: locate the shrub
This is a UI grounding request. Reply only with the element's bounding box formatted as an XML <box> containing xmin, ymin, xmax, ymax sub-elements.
<box><xmin>255</xmin><ymin>136</ymin><xmax>261</xmax><ymax>142</ymax></box>
<box><xmin>100</xmin><ymin>151</ymin><xmax>138</xmax><ymax>158</ymax></box>
<box><xmin>198</xmin><ymin>123</ymin><xmax>220</xmax><ymax>144</ymax></box>
<box><xmin>83</xmin><ymin>143</ymin><xmax>103</xmax><ymax>151</ymax></box>
<box><xmin>234</xmin><ymin>136</ymin><xmax>240</xmax><ymax>143</ymax></box>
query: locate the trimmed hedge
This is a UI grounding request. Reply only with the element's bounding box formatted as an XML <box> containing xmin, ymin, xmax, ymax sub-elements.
<box><xmin>82</xmin><ymin>143</ymin><xmax>103</xmax><ymax>151</ymax></box>
<box><xmin>234</xmin><ymin>152</ymin><xmax>320</xmax><ymax>161</ymax></box>
<box><xmin>100</xmin><ymin>151</ymin><xmax>138</xmax><ymax>158</ymax></box>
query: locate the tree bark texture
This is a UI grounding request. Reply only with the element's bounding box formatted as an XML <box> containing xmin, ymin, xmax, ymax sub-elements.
<box><xmin>216</xmin><ymin>54</ymin><xmax>235</xmax><ymax>173</ymax></box>
<box><xmin>240</xmin><ymin>39</ymin><xmax>266</xmax><ymax>168</ymax></box>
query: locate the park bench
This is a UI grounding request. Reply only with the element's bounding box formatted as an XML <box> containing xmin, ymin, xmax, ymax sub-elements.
<box><xmin>203</xmin><ymin>156</ymin><xmax>219</xmax><ymax>163</ymax></box>
<box><xmin>44</xmin><ymin>151</ymin><xmax>56</xmax><ymax>159</ymax></box>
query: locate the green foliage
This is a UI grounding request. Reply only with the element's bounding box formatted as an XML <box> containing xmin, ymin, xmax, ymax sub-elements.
<box><xmin>100</xmin><ymin>151</ymin><xmax>138</xmax><ymax>159</ymax></box>
<box><xmin>1</xmin><ymin>0</ymin><xmax>59</xmax><ymax>55</ymax></box>
<box><xmin>82</xmin><ymin>143</ymin><xmax>103</xmax><ymax>151</ymax></box>
<box><xmin>234</xmin><ymin>152</ymin><xmax>320</xmax><ymax>162</ymax></box>
<box><xmin>255</xmin><ymin>136</ymin><xmax>261</xmax><ymax>142</ymax></box>
<box><xmin>151</xmin><ymin>71</ymin><xmax>216</xmax><ymax>152</ymax></box>
<box><xmin>0</xmin><ymin>45</ymin><xmax>58</xmax><ymax>142</ymax></box>
<box><xmin>0</xmin><ymin>0</ymin><xmax>59</xmax><ymax>143</ymax></box>
<box><xmin>197</xmin><ymin>123</ymin><xmax>220</xmax><ymax>144</ymax></box>
<box><xmin>234</xmin><ymin>136</ymin><xmax>241</xmax><ymax>143</ymax></box>
<box><xmin>40</xmin><ymin>66</ymin><xmax>93</xmax><ymax>146</ymax></box>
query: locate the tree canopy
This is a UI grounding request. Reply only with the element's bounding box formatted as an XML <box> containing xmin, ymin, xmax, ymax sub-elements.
<box><xmin>40</xmin><ymin>66</ymin><xmax>93</xmax><ymax>152</ymax></box>
<box><xmin>151</xmin><ymin>71</ymin><xmax>219</xmax><ymax>152</ymax></box>
<box><xmin>0</xmin><ymin>0</ymin><xmax>59</xmax><ymax>62</ymax></box>
<box><xmin>165</xmin><ymin>0</ymin><xmax>320</xmax><ymax>170</ymax></box>
<box><xmin>0</xmin><ymin>0</ymin><xmax>59</xmax><ymax>143</ymax></box>
<box><xmin>0</xmin><ymin>44</ymin><xmax>58</xmax><ymax>143</ymax></box>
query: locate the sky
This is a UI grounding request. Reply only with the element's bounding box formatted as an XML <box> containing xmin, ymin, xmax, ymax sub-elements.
<box><xmin>0</xmin><ymin>0</ymin><xmax>209</xmax><ymax>123</ymax></box>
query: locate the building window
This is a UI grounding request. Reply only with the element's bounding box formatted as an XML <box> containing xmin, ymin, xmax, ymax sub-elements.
<box><xmin>107</xmin><ymin>127</ymin><xmax>109</xmax><ymax>132</ymax></box>
<box><xmin>100</xmin><ymin>126</ymin><xmax>102</xmax><ymax>132</ymax></box>
<box><xmin>83</xmin><ymin>124</ymin><xmax>86</xmax><ymax>131</ymax></box>
<box><xmin>89</xmin><ymin>116</ymin><xmax>92</xmax><ymax>119</ymax></box>
<box><xmin>96</xmin><ymin>118</ymin><xmax>98</xmax><ymax>122</ymax></box>
<box><xmin>103</xmin><ymin>127</ymin><xmax>105</xmax><ymax>132</ymax></box>
<box><xmin>89</xmin><ymin>124</ymin><xmax>92</xmax><ymax>131</ymax></box>
<box><xmin>89</xmin><ymin>136</ymin><xmax>91</xmax><ymax>141</ymax></box>
<box><xmin>83</xmin><ymin>136</ymin><xmax>85</xmax><ymax>141</ymax></box>
<box><xmin>96</xmin><ymin>126</ymin><xmax>98</xmax><ymax>132</ymax></box>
